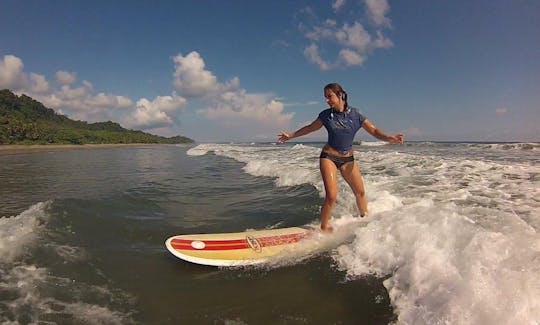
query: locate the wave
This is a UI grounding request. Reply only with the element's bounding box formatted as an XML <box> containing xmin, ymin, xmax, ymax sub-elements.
<box><xmin>401</xmin><ymin>141</ymin><xmax>540</xmax><ymax>151</ymax></box>
<box><xmin>334</xmin><ymin>201</ymin><xmax>540</xmax><ymax>324</ymax></box>
<box><xmin>0</xmin><ymin>202</ymin><xmax>136</xmax><ymax>324</ymax></box>
<box><xmin>487</xmin><ymin>142</ymin><xmax>539</xmax><ymax>150</ymax></box>
<box><xmin>359</xmin><ymin>141</ymin><xmax>387</xmax><ymax>147</ymax></box>
<box><xmin>187</xmin><ymin>143</ymin><xmax>540</xmax><ymax>324</ymax></box>
<box><xmin>0</xmin><ymin>201</ymin><xmax>50</xmax><ymax>263</ymax></box>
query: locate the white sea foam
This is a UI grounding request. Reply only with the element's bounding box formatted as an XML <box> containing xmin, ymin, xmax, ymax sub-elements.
<box><xmin>186</xmin><ymin>143</ymin><xmax>213</xmax><ymax>156</ymax></box>
<box><xmin>0</xmin><ymin>201</ymin><xmax>49</xmax><ymax>263</ymax></box>
<box><xmin>0</xmin><ymin>264</ymin><xmax>134</xmax><ymax>324</ymax></box>
<box><xmin>0</xmin><ymin>203</ymin><xmax>135</xmax><ymax>324</ymax></box>
<box><xmin>189</xmin><ymin>143</ymin><xmax>540</xmax><ymax>325</ymax></box>
<box><xmin>360</xmin><ymin>141</ymin><xmax>387</xmax><ymax>146</ymax></box>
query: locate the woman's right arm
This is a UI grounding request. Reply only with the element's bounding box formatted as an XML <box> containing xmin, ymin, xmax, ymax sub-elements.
<box><xmin>278</xmin><ymin>118</ymin><xmax>323</xmax><ymax>143</ymax></box>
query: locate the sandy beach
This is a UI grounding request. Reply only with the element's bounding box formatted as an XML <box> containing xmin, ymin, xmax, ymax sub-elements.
<box><xmin>0</xmin><ymin>143</ymin><xmax>164</xmax><ymax>155</ymax></box>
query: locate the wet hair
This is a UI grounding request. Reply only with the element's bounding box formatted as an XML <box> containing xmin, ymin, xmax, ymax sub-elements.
<box><xmin>324</xmin><ymin>83</ymin><xmax>348</xmax><ymax>109</ymax></box>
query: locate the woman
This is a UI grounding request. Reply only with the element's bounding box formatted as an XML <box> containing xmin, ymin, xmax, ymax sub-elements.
<box><xmin>278</xmin><ymin>83</ymin><xmax>404</xmax><ymax>232</ymax></box>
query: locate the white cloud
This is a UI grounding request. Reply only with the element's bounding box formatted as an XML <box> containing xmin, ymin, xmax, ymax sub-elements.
<box><xmin>305</xmin><ymin>19</ymin><xmax>338</xmax><ymax>41</ymax></box>
<box><xmin>174</xmin><ymin>51</ymin><xmax>295</xmax><ymax>137</ymax></box>
<box><xmin>336</xmin><ymin>22</ymin><xmax>372</xmax><ymax>51</ymax></box>
<box><xmin>365</xmin><ymin>0</ymin><xmax>392</xmax><ymax>28</ymax></box>
<box><xmin>199</xmin><ymin>90</ymin><xmax>293</xmax><ymax>126</ymax></box>
<box><xmin>0</xmin><ymin>56</ymin><xmax>50</xmax><ymax>94</ymax></box>
<box><xmin>282</xmin><ymin>100</ymin><xmax>320</xmax><ymax>107</ymax></box>
<box><xmin>0</xmin><ymin>54</ymin><xmax>133</xmax><ymax>124</ymax></box>
<box><xmin>56</xmin><ymin>70</ymin><xmax>76</xmax><ymax>85</ymax></box>
<box><xmin>173</xmin><ymin>52</ymin><xmax>219</xmax><ymax>97</ymax></box>
<box><xmin>172</xmin><ymin>51</ymin><xmax>240</xmax><ymax>98</ymax></box>
<box><xmin>39</xmin><ymin>81</ymin><xmax>132</xmax><ymax>115</ymax></box>
<box><xmin>29</xmin><ymin>73</ymin><xmax>49</xmax><ymax>94</ymax></box>
<box><xmin>1</xmin><ymin>52</ymin><xmax>296</xmax><ymax>140</ymax></box>
<box><xmin>373</xmin><ymin>30</ymin><xmax>394</xmax><ymax>49</ymax></box>
<box><xmin>128</xmin><ymin>94</ymin><xmax>187</xmax><ymax>129</ymax></box>
<box><xmin>303</xmin><ymin>22</ymin><xmax>373</xmax><ymax>70</ymax></box>
<box><xmin>332</xmin><ymin>0</ymin><xmax>346</xmax><ymax>12</ymax></box>
<box><xmin>339</xmin><ymin>49</ymin><xmax>365</xmax><ymax>66</ymax></box>
<box><xmin>86</xmin><ymin>92</ymin><xmax>133</xmax><ymax>109</ymax></box>
<box><xmin>0</xmin><ymin>55</ymin><xmax>27</xmax><ymax>90</ymax></box>
<box><xmin>300</xmin><ymin>1</ymin><xmax>393</xmax><ymax>70</ymax></box>
<box><xmin>197</xmin><ymin>91</ymin><xmax>294</xmax><ymax>139</ymax></box>
<box><xmin>304</xmin><ymin>43</ymin><xmax>332</xmax><ymax>71</ymax></box>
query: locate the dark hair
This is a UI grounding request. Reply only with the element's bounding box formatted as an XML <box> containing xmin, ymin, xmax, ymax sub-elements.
<box><xmin>324</xmin><ymin>83</ymin><xmax>348</xmax><ymax>109</ymax></box>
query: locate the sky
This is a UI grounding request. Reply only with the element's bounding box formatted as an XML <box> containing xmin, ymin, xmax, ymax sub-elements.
<box><xmin>1</xmin><ymin>0</ymin><xmax>539</xmax><ymax>142</ymax></box>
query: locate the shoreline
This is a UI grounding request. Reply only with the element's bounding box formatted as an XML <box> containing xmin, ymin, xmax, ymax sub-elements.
<box><xmin>0</xmin><ymin>143</ymin><xmax>170</xmax><ymax>155</ymax></box>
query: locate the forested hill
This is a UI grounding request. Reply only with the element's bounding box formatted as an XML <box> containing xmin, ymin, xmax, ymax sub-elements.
<box><xmin>0</xmin><ymin>89</ymin><xmax>194</xmax><ymax>144</ymax></box>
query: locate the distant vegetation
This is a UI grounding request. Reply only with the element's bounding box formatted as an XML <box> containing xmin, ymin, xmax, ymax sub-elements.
<box><xmin>0</xmin><ymin>89</ymin><xmax>194</xmax><ymax>145</ymax></box>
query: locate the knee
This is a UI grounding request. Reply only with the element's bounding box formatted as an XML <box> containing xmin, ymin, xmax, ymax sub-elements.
<box><xmin>324</xmin><ymin>194</ymin><xmax>338</xmax><ymax>206</ymax></box>
<box><xmin>354</xmin><ymin>188</ymin><xmax>366</xmax><ymax>198</ymax></box>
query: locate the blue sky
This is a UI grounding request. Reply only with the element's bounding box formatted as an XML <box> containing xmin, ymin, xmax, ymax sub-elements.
<box><xmin>1</xmin><ymin>0</ymin><xmax>538</xmax><ymax>142</ymax></box>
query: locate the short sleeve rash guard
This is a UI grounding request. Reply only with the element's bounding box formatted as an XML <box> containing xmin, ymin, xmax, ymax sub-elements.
<box><xmin>318</xmin><ymin>107</ymin><xmax>366</xmax><ymax>153</ymax></box>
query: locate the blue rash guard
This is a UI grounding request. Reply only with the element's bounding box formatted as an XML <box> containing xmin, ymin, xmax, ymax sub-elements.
<box><xmin>318</xmin><ymin>107</ymin><xmax>366</xmax><ymax>154</ymax></box>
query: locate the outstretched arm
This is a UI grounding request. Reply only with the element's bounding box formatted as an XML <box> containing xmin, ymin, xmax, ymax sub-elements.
<box><xmin>362</xmin><ymin>119</ymin><xmax>404</xmax><ymax>144</ymax></box>
<box><xmin>278</xmin><ymin>118</ymin><xmax>323</xmax><ymax>144</ymax></box>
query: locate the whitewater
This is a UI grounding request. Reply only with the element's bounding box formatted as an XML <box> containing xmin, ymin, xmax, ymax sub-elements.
<box><xmin>188</xmin><ymin>141</ymin><xmax>540</xmax><ymax>325</ymax></box>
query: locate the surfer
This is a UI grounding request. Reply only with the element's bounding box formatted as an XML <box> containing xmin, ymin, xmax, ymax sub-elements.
<box><xmin>277</xmin><ymin>83</ymin><xmax>404</xmax><ymax>232</ymax></box>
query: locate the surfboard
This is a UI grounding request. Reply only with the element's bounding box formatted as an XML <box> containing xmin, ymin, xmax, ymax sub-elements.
<box><xmin>165</xmin><ymin>226</ymin><xmax>314</xmax><ymax>267</ymax></box>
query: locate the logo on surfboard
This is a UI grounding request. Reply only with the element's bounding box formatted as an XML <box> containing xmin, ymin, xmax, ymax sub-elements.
<box><xmin>246</xmin><ymin>236</ymin><xmax>262</xmax><ymax>252</ymax></box>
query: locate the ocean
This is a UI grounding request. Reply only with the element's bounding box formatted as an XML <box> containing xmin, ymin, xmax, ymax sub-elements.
<box><xmin>0</xmin><ymin>141</ymin><xmax>538</xmax><ymax>324</ymax></box>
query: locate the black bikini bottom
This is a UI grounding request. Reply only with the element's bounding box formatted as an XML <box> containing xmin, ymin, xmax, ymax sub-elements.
<box><xmin>320</xmin><ymin>151</ymin><xmax>355</xmax><ymax>169</ymax></box>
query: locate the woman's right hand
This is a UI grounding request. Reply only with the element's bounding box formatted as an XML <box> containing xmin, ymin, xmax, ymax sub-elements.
<box><xmin>277</xmin><ymin>131</ymin><xmax>292</xmax><ymax>144</ymax></box>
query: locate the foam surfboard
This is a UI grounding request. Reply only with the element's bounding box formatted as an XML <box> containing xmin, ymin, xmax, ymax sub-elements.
<box><xmin>165</xmin><ymin>226</ymin><xmax>314</xmax><ymax>267</ymax></box>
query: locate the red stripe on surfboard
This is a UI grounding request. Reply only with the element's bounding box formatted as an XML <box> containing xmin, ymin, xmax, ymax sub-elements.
<box><xmin>170</xmin><ymin>232</ymin><xmax>310</xmax><ymax>251</ymax></box>
<box><xmin>171</xmin><ymin>243</ymin><xmax>250</xmax><ymax>251</ymax></box>
<box><xmin>173</xmin><ymin>238</ymin><xmax>247</xmax><ymax>245</ymax></box>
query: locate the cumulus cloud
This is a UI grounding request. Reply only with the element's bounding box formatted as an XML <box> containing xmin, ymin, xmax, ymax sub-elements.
<box><xmin>39</xmin><ymin>81</ymin><xmax>132</xmax><ymax>115</ymax></box>
<box><xmin>373</xmin><ymin>30</ymin><xmax>394</xmax><ymax>49</ymax></box>
<box><xmin>29</xmin><ymin>73</ymin><xmax>49</xmax><ymax>94</ymax></box>
<box><xmin>365</xmin><ymin>0</ymin><xmax>392</xmax><ymax>28</ymax></box>
<box><xmin>283</xmin><ymin>100</ymin><xmax>319</xmax><ymax>107</ymax></box>
<box><xmin>197</xmin><ymin>90</ymin><xmax>294</xmax><ymax>138</ymax></box>
<box><xmin>339</xmin><ymin>49</ymin><xmax>366</xmax><ymax>66</ymax></box>
<box><xmin>128</xmin><ymin>93</ymin><xmax>187</xmax><ymax>129</ymax></box>
<box><xmin>304</xmin><ymin>44</ymin><xmax>332</xmax><ymax>71</ymax></box>
<box><xmin>300</xmin><ymin>0</ymin><xmax>393</xmax><ymax>70</ymax></box>
<box><xmin>173</xmin><ymin>51</ymin><xmax>239</xmax><ymax>97</ymax></box>
<box><xmin>332</xmin><ymin>0</ymin><xmax>346</xmax><ymax>12</ymax></box>
<box><xmin>337</xmin><ymin>22</ymin><xmax>372</xmax><ymax>51</ymax></box>
<box><xmin>56</xmin><ymin>70</ymin><xmax>76</xmax><ymax>85</ymax></box>
<box><xmin>1</xmin><ymin>52</ymin><xmax>296</xmax><ymax>140</ymax></box>
<box><xmin>200</xmin><ymin>90</ymin><xmax>292</xmax><ymax>124</ymax></box>
<box><xmin>173</xmin><ymin>51</ymin><xmax>294</xmax><ymax>137</ymax></box>
<box><xmin>0</xmin><ymin>54</ymin><xmax>133</xmax><ymax>123</ymax></box>
<box><xmin>0</xmin><ymin>55</ymin><xmax>29</xmax><ymax>90</ymax></box>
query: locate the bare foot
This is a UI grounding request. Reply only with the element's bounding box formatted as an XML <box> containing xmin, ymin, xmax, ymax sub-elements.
<box><xmin>321</xmin><ymin>225</ymin><xmax>334</xmax><ymax>233</ymax></box>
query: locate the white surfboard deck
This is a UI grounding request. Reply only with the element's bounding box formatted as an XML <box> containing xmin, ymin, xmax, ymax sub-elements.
<box><xmin>165</xmin><ymin>226</ymin><xmax>317</xmax><ymax>267</ymax></box>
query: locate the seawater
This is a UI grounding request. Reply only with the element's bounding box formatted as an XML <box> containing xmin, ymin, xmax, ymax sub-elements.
<box><xmin>0</xmin><ymin>142</ymin><xmax>538</xmax><ymax>324</ymax></box>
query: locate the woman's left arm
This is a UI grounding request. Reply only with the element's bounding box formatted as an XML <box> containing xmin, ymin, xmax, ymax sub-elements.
<box><xmin>362</xmin><ymin>119</ymin><xmax>404</xmax><ymax>144</ymax></box>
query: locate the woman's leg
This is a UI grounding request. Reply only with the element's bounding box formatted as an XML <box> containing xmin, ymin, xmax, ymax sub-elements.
<box><xmin>340</xmin><ymin>161</ymin><xmax>368</xmax><ymax>217</ymax></box>
<box><xmin>319</xmin><ymin>158</ymin><xmax>338</xmax><ymax>232</ymax></box>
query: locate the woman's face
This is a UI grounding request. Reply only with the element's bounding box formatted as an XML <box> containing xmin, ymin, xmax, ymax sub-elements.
<box><xmin>324</xmin><ymin>89</ymin><xmax>342</xmax><ymax>109</ymax></box>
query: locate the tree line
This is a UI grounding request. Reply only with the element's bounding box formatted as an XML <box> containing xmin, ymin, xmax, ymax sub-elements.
<box><xmin>0</xmin><ymin>89</ymin><xmax>194</xmax><ymax>145</ymax></box>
